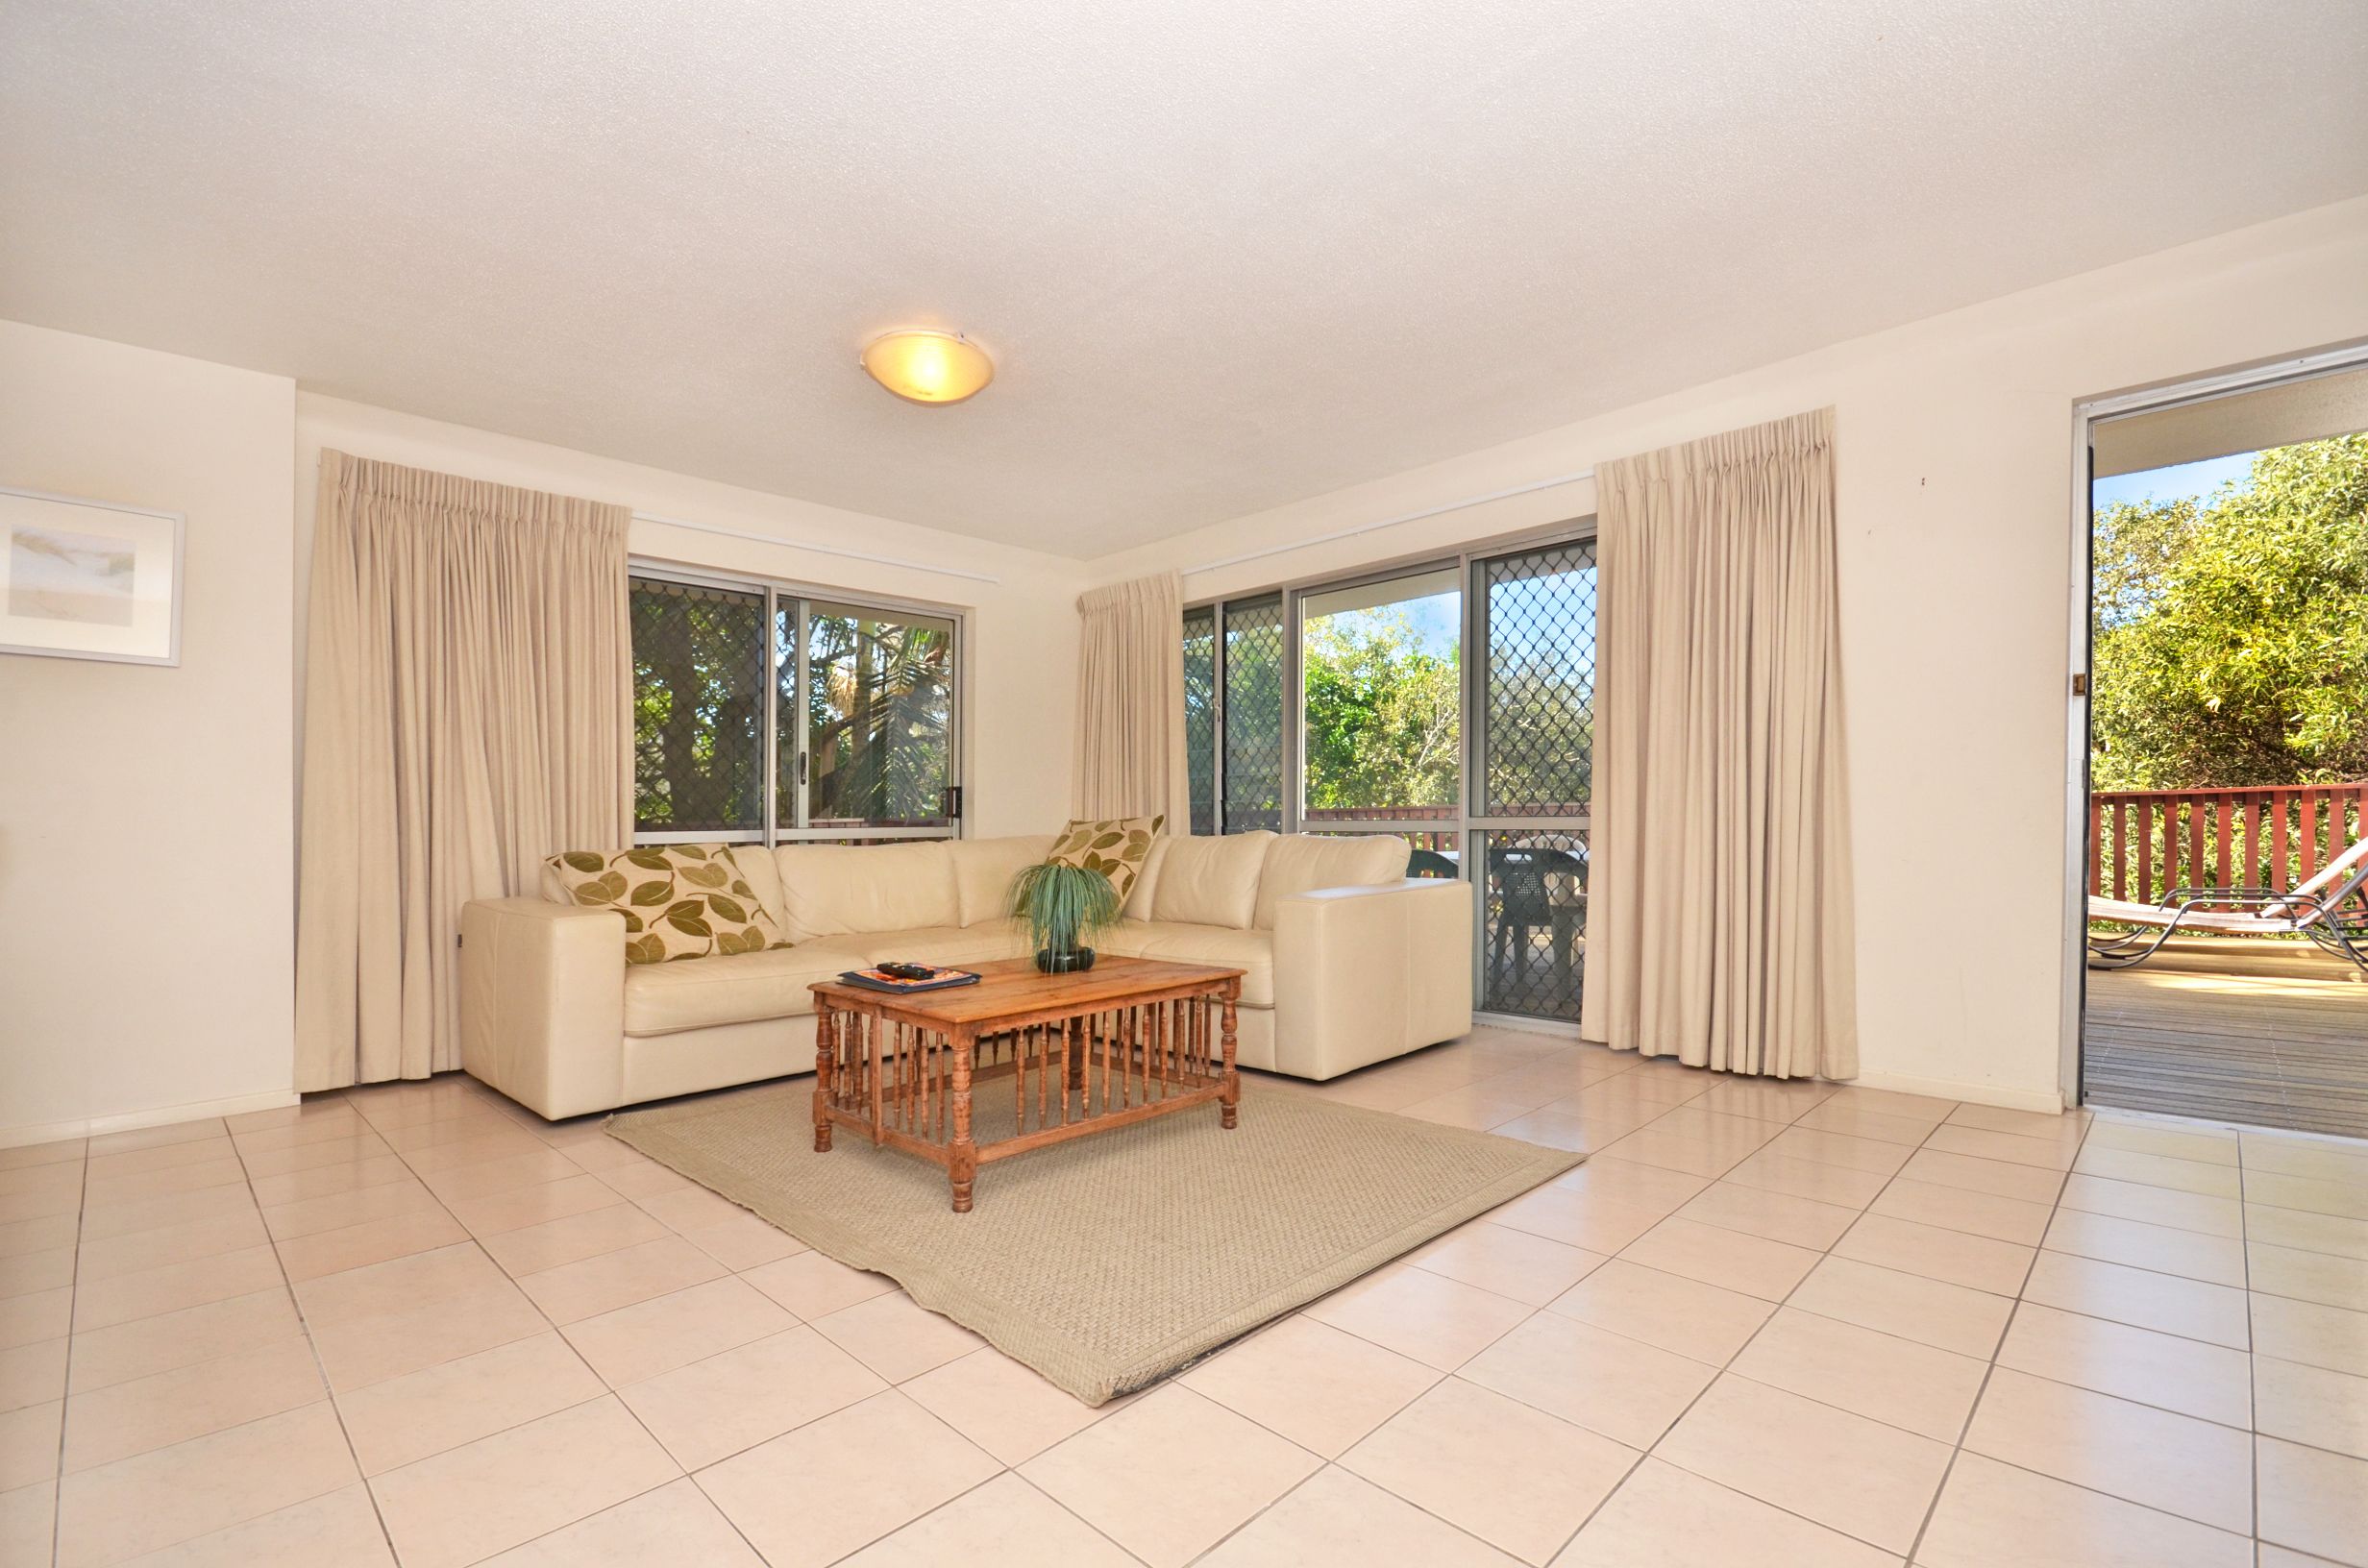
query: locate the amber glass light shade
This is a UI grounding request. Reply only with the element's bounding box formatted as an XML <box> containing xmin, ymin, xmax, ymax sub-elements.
<box><xmin>860</xmin><ymin>330</ymin><xmax>994</xmax><ymax>404</ymax></box>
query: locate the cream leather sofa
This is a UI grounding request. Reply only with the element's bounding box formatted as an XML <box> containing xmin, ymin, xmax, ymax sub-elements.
<box><xmin>458</xmin><ymin>831</ymin><xmax>1474</xmax><ymax>1119</ymax></box>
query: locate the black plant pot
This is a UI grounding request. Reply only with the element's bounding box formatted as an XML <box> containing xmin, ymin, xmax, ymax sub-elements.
<box><xmin>1035</xmin><ymin>945</ymin><xmax>1097</xmax><ymax>974</ymax></box>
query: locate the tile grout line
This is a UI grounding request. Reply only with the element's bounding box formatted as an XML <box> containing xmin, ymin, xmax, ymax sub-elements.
<box><xmin>44</xmin><ymin>1141</ymin><xmax>89</xmax><ymax>1568</ymax></box>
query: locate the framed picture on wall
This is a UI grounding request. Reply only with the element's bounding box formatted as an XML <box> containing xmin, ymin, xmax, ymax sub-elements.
<box><xmin>0</xmin><ymin>485</ymin><xmax>185</xmax><ymax>666</ymax></box>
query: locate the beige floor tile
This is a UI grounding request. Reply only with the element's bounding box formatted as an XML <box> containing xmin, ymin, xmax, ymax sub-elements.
<box><xmin>83</xmin><ymin>1158</ymin><xmax>247</xmax><ymax>1212</ymax></box>
<box><xmin>2060</xmin><ymin>1172</ymin><xmax>2244</xmax><ymax>1237</ymax></box>
<box><xmin>86</xmin><ymin>1121</ymin><xmax>225</xmax><ymax>1158</ymax></box>
<box><xmin>1618</xmin><ymin>1216</ymin><xmax>1820</xmax><ymax>1301</ymax></box>
<box><xmin>308</xmin><ymin>1282</ymin><xmax>551</xmax><ymax>1392</ymax></box>
<box><xmin>1730</xmin><ymin>1308</ymin><xmax>1987</xmax><ymax>1441</ymax></box>
<box><xmin>0</xmin><ymin>1212</ymin><xmax>81</xmax><ymax>1261</ymax></box>
<box><xmin>701</xmin><ymin>1390</ymin><xmax>1002</xmax><ymax>1568</ymax></box>
<box><xmin>369</xmin><ymin>1394</ymin><xmax>679</xmax><ymax>1568</ymax></box>
<box><xmin>2042</xmin><ymin>1207</ymin><xmax>2248</xmax><ymax>1286</ymax></box>
<box><xmin>2251</xmin><ymin>1242</ymin><xmax>2368</xmax><ymax>1311</ymax></box>
<box><xmin>2243</xmin><ymin>1137</ymin><xmax>2368</xmax><ymax>1188</ymax></box>
<box><xmin>561</xmin><ymin>1276</ymin><xmax>795</xmax><ymax>1386</ymax></box>
<box><xmin>275</xmin><ymin>1207</ymin><xmax>469</xmax><ymax>1284</ymax></box>
<box><xmin>1341</xmin><ymin>1377</ymin><xmax>1635</xmax><ymax>1566</ymax></box>
<box><xmin>1832</xmin><ymin>1213</ymin><xmax>2035</xmax><ymax>1296</ymax></box>
<box><xmin>1600</xmin><ymin>1119</ymin><xmax>1776</xmax><ymax>1180</ymax></box>
<box><xmin>2255</xmin><ymin>1357</ymin><xmax>2368</xmax><ymax>1460</ymax></box>
<box><xmin>70</xmin><ymin>1245</ymin><xmax>284</xmax><ymax>1334</ymax></box>
<box><xmin>0</xmin><ymin>1287</ymin><xmax>73</xmax><ymax>1352</ymax></box>
<box><xmin>73</xmin><ymin>1211</ymin><xmax>268</xmax><ymax>1283</ymax></box>
<box><xmin>515</xmin><ymin>1235</ymin><xmax>727</xmax><ymax>1324</ymax></box>
<box><xmin>387</xmin><ymin>1128</ymin><xmax>548</xmax><ymax>1173</ymax></box>
<box><xmin>78</xmin><ymin>1185</ymin><xmax>254</xmax><ymax>1243</ymax></box>
<box><xmin>634</xmin><ymin>1185</ymin><xmax>751</xmax><ymax>1235</ymax></box>
<box><xmin>1486</xmin><ymin>1186</ymin><xmax>1664</xmax><ymax>1255</ymax></box>
<box><xmin>841</xmin><ymin>1471</ymin><xmax>1140</xmax><ymax>1568</ymax></box>
<box><xmin>2252</xmin><ymin>1293</ymin><xmax>2368</xmax><ymax>1377</ymax></box>
<box><xmin>1722</xmin><ymin>1148</ymin><xmax>1891</xmax><ymax>1208</ymax></box>
<box><xmin>0</xmin><ymin>1480</ymin><xmax>56</xmax><ymax>1566</ymax></box>
<box><xmin>336</xmin><ymin>1331</ymin><xmax>605</xmax><ymax>1475</ymax></box>
<box><xmin>1178</xmin><ymin>1314</ymin><xmax>1437</xmax><ymax>1459</ymax></box>
<box><xmin>0</xmin><ymin>1336</ymin><xmax>67</xmax><ymax>1413</ymax></box>
<box><xmin>1694</xmin><ymin>1079</ymin><xmax>1837</xmax><ymax>1125</ymax></box>
<box><xmin>2257</xmin><ymin>1436</ymin><xmax>2368</xmax><ymax>1567</ymax></box>
<box><xmin>238</xmin><ymin>1134</ymin><xmax>397</xmax><ymax>1181</ymax></box>
<box><xmin>1300</xmin><ymin>1263</ymin><xmax>1532</xmax><ymax>1369</ymax></box>
<box><xmin>65</xmin><ymin>1287</ymin><xmax>302</xmax><ymax>1394</ymax></box>
<box><xmin>1487</xmin><ymin>1110</ymin><xmax>1639</xmax><ymax>1155</ymax></box>
<box><xmin>742</xmin><ymin>1249</ymin><xmax>898</xmax><ymax>1318</ymax></box>
<box><xmin>292</xmin><ymin>1240</ymin><xmax>507</xmax><ymax>1329</ymax></box>
<box><xmin>908</xmin><ymin>1345</ymin><xmax>1125</xmax><ymax>1465</ymax></box>
<box><xmin>0</xmin><ymin>1138</ymin><xmax>85</xmax><ymax>1169</ymax></box>
<box><xmin>1552</xmin><ymin>1455</ymin><xmax>1899</xmax><ymax>1568</ymax></box>
<box><xmin>1962</xmin><ymin>1366</ymin><xmax>2251</xmax><ymax>1533</ymax></box>
<box><xmin>1204</xmin><ymin>1464</ymin><xmax>1522</xmax><ymax>1568</ymax></box>
<box><xmin>2084</xmin><ymin>1118</ymin><xmax>2238</xmax><ymax>1165</ymax></box>
<box><xmin>1868</xmin><ymin>1178</ymin><xmax>2054</xmax><ymax>1246</ymax></box>
<box><xmin>246</xmin><ymin>1155</ymin><xmax>412</xmax><ymax>1209</ymax></box>
<box><xmin>1791</xmin><ymin>1101</ymin><xmax>1937</xmax><ymax>1147</ymax></box>
<box><xmin>62</xmin><ymin>1335</ymin><xmax>325</xmax><ymax>1473</ymax></box>
<box><xmin>809</xmin><ymin>1291</ymin><xmax>986</xmax><ymax>1384</ymax></box>
<box><xmin>1542</xmin><ymin>1258</ymin><xmax>1774</xmax><ymax>1364</ymax></box>
<box><xmin>1899</xmin><ymin>1146</ymin><xmax>2068</xmax><ymax>1204</ymax></box>
<box><xmin>415</xmin><ymin>1147</ymin><xmax>585</xmax><ymax>1204</ymax></box>
<box><xmin>1922</xmin><ymin>1124</ymin><xmax>2082</xmax><ymax>1170</ymax></box>
<box><xmin>2021</xmin><ymin>1251</ymin><xmax>2251</xmax><ymax>1349</ymax></box>
<box><xmin>1676</xmin><ymin>1180</ymin><xmax>1859</xmax><ymax>1249</ymax></box>
<box><xmin>1913</xmin><ymin>1450</ymin><xmax>2252</xmax><ymax>1568</ymax></box>
<box><xmin>476</xmin><ymin>1476</ymin><xmax>761</xmax><ymax>1567</ymax></box>
<box><xmin>619</xmin><ymin>1325</ymin><xmax>885</xmax><ymax>1468</ymax></box>
<box><xmin>2248</xmin><ymin>1203</ymin><xmax>2368</xmax><ymax>1262</ymax></box>
<box><xmin>479</xmin><ymin>1202</ymin><xmax>671</xmax><ymax>1276</ymax></box>
<box><xmin>259</xmin><ymin>1180</ymin><xmax>442</xmax><ymax>1242</ymax></box>
<box><xmin>584</xmin><ymin>1156</ymin><xmax>697</xmax><ymax>1201</ymax></box>
<box><xmin>1653</xmin><ymin>1374</ymin><xmax>1950</xmax><ymax>1555</ymax></box>
<box><xmin>676</xmin><ymin>1210</ymin><xmax>809</xmax><ymax>1271</ymax></box>
<box><xmin>2076</xmin><ymin>1148</ymin><xmax>2244</xmax><ymax>1199</ymax></box>
<box><xmin>0</xmin><ymin>1399</ymin><xmax>61</xmax><ymax>1490</ymax></box>
<box><xmin>55</xmin><ymin>1402</ymin><xmax>358</xmax><ymax>1568</ymax></box>
<box><xmin>108</xmin><ymin>1482</ymin><xmax>393</xmax><ymax>1567</ymax></box>
<box><xmin>1021</xmin><ymin>1384</ymin><xmax>1319</xmax><ymax>1568</ymax></box>
<box><xmin>1460</xmin><ymin>1311</ymin><xmax>1714</xmax><ymax>1448</ymax></box>
<box><xmin>1408</xmin><ymin>1220</ymin><xmax>1607</xmax><ymax>1306</ymax></box>
<box><xmin>449</xmin><ymin>1175</ymin><xmax>631</xmax><ymax>1239</ymax></box>
<box><xmin>0</xmin><ymin>1246</ymin><xmax>74</xmax><ymax>1299</ymax></box>
<box><xmin>1824</xmin><ymin>1087</ymin><xmax>1959</xmax><ymax>1125</ymax></box>
<box><xmin>1997</xmin><ymin>1301</ymin><xmax>2251</xmax><ymax>1427</ymax></box>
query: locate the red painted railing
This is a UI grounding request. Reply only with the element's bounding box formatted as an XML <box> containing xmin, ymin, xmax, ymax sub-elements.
<box><xmin>2090</xmin><ymin>782</ymin><xmax>2368</xmax><ymax>905</ymax></box>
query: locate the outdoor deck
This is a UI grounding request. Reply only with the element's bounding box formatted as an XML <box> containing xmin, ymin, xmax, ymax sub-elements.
<box><xmin>2084</xmin><ymin>935</ymin><xmax>2368</xmax><ymax>1138</ymax></box>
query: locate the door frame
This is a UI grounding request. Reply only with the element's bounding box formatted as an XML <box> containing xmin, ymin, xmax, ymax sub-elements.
<box><xmin>2057</xmin><ymin>339</ymin><xmax>2368</xmax><ymax>1108</ymax></box>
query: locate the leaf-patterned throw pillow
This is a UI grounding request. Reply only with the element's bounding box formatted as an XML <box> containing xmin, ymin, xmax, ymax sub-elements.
<box><xmin>544</xmin><ymin>845</ymin><xmax>793</xmax><ymax>966</ymax></box>
<box><xmin>1045</xmin><ymin>815</ymin><xmax>1164</xmax><ymax>902</ymax></box>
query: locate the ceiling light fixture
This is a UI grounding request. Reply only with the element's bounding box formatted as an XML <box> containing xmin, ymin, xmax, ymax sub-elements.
<box><xmin>860</xmin><ymin>329</ymin><xmax>994</xmax><ymax>405</ymax></box>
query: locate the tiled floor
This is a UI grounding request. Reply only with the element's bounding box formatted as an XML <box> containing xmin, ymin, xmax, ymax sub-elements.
<box><xmin>4</xmin><ymin>1028</ymin><xmax>2367</xmax><ymax>1566</ymax></box>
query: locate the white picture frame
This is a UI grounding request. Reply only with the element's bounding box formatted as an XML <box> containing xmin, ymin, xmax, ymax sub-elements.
<box><xmin>0</xmin><ymin>485</ymin><xmax>185</xmax><ymax>667</ymax></box>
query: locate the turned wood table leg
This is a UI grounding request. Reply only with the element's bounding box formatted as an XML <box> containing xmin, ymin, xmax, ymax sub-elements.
<box><xmin>1220</xmin><ymin>988</ymin><xmax>1240</xmax><ymax>1130</ymax></box>
<box><xmin>950</xmin><ymin>1025</ymin><xmax>977</xmax><ymax>1212</ymax></box>
<box><xmin>812</xmin><ymin>1009</ymin><xmax>835</xmax><ymax>1153</ymax></box>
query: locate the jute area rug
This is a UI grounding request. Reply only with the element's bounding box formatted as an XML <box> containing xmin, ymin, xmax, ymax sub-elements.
<box><xmin>607</xmin><ymin>1082</ymin><xmax>1581</xmax><ymax>1405</ymax></box>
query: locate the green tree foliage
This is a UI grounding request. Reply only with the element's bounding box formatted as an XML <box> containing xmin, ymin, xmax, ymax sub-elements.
<box><xmin>803</xmin><ymin>613</ymin><xmax>951</xmax><ymax>826</ymax></box>
<box><xmin>2091</xmin><ymin>434</ymin><xmax>2368</xmax><ymax>790</ymax></box>
<box><xmin>1301</xmin><ymin>608</ymin><xmax>1460</xmax><ymax>810</ymax></box>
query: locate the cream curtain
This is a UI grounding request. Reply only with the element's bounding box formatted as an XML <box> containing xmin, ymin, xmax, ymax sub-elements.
<box><xmin>1073</xmin><ymin>570</ymin><xmax>1189</xmax><ymax>823</ymax></box>
<box><xmin>295</xmin><ymin>451</ymin><xmax>632</xmax><ymax>1090</ymax></box>
<box><xmin>1578</xmin><ymin>409</ymin><xmax>1858</xmax><ymax>1079</ymax></box>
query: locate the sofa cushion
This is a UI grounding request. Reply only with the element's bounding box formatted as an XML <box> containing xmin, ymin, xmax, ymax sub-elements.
<box><xmin>546</xmin><ymin>845</ymin><xmax>791</xmax><ymax>965</ymax></box>
<box><xmin>1148</xmin><ymin>832</ymin><xmax>1272</xmax><ymax>930</ymax></box>
<box><xmin>1046</xmin><ymin>816</ymin><xmax>1163</xmax><ymax>902</ymax></box>
<box><xmin>1098</xmin><ymin>919</ymin><xmax>1275</xmax><ymax>1007</ymax></box>
<box><xmin>1122</xmin><ymin>835</ymin><xmax>1170</xmax><ymax>921</ymax></box>
<box><xmin>949</xmin><ymin>835</ymin><xmax>1056</xmax><ymax>927</ymax></box>
<box><xmin>622</xmin><ymin>935</ymin><xmax>877</xmax><ymax>1035</ymax></box>
<box><xmin>771</xmin><ymin>841</ymin><xmax>959</xmax><ymax>942</ymax></box>
<box><xmin>1252</xmin><ymin>834</ymin><xmax>1413</xmax><ymax>928</ymax></box>
<box><xmin>866</xmin><ymin>921</ymin><xmax>1034</xmax><ymax>968</ymax></box>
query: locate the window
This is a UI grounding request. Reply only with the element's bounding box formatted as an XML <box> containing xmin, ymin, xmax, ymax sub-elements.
<box><xmin>632</xmin><ymin>570</ymin><xmax>961</xmax><ymax>844</ymax></box>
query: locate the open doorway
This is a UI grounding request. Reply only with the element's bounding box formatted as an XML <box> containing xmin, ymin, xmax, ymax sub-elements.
<box><xmin>2077</xmin><ymin>360</ymin><xmax>2368</xmax><ymax>1136</ymax></box>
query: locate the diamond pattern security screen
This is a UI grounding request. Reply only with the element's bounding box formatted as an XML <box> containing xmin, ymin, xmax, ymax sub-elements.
<box><xmin>1479</xmin><ymin>829</ymin><xmax>1589</xmax><ymax>1019</ymax></box>
<box><xmin>1480</xmin><ymin>542</ymin><xmax>1596</xmax><ymax>817</ymax></box>
<box><xmin>1183</xmin><ymin>606</ymin><xmax>1218</xmax><ymax>835</ymax></box>
<box><xmin>1222</xmin><ymin>596</ymin><xmax>1285</xmax><ymax>832</ymax></box>
<box><xmin>802</xmin><ymin>603</ymin><xmax>955</xmax><ymax>829</ymax></box>
<box><xmin>631</xmin><ymin>577</ymin><xmax>767</xmax><ymax>835</ymax></box>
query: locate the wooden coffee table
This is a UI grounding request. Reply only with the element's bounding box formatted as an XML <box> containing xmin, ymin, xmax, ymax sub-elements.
<box><xmin>808</xmin><ymin>956</ymin><xmax>1246</xmax><ymax>1212</ymax></box>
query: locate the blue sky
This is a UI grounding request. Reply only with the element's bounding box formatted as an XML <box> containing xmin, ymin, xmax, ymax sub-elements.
<box><xmin>2091</xmin><ymin>451</ymin><xmax>2255</xmax><ymax>510</ymax></box>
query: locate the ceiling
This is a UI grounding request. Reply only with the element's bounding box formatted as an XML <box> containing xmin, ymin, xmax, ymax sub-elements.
<box><xmin>5</xmin><ymin>2</ymin><xmax>2365</xmax><ymax>558</ymax></box>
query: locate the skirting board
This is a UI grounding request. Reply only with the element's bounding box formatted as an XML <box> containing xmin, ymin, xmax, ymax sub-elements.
<box><xmin>0</xmin><ymin>1088</ymin><xmax>301</xmax><ymax>1150</ymax></box>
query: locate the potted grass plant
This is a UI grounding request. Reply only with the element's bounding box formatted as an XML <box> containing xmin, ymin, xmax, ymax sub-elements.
<box><xmin>1006</xmin><ymin>860</ymin><xmax>1121</xmax><ymax>973</ymax></box>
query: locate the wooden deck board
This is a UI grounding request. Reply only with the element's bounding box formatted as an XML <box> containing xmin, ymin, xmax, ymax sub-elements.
<box><xmin>2084</xmin><ymin>936</ymin><xmax>2368</xmax><ymax>1138</ymax></box>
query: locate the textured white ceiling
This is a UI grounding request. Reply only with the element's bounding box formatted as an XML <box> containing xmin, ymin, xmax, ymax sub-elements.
<box><xmin>5</xmin><ymin>1</ymin><xmax>2365</xmax><ymax>557</ymax></box>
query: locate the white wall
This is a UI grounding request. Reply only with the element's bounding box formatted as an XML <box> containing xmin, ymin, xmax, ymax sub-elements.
<box><xmin>1</xmin><ymin>321</ymin><xmax>299</xmax><ymax>1141</ymax></box>
<box><xmin>1091</xmin><ymin>195</ymin><xmax>2368</xmax><ymax>1111</ymax></box>
<box><xmin>293</xmin><ymin>396</ymin><xmax>1085</xmax><ymax>842</ymax></box>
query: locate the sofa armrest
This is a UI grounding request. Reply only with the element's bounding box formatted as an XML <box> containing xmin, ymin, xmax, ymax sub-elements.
<box><xmin>1271</xmin><ymin>878</ymin><xmax>1475</xmax><ymax>1079</ymax></box>
<box><xmin>458</xmin><ymin>897</ymin><xmax>627</xmax><ymax>1120</ymax></box>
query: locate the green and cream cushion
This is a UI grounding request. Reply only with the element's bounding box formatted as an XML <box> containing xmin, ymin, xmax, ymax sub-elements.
<box><xmin>545</xmin><ymin>845</ymin><xmax>792</xmax><ymax>966</ymax></box>
<box><xmin>1045</xmin><ymin>815</ymin><xmax>1164</xmax><ymax>902</ymax></box>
